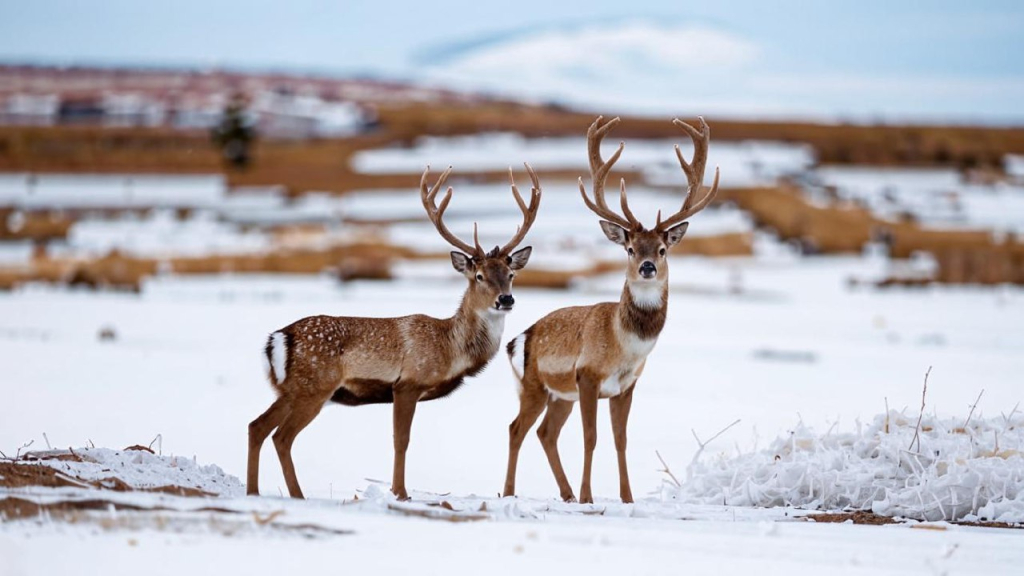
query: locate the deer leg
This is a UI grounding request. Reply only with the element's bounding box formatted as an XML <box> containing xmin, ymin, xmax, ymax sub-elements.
<box><xmin>502</xmin><ymin>385</ymin><xmax>546</xmax><ymax>497</ymax></box>
<box><xmin>537</xmin><ymin>397</ymin><xmax>575</xmax><ymax>502</ymax></box>
<box><xmin>391</xmin><ymin>388</ymin><xmax>420</xmax><ymax>501</ymax></box>
<box><xmin>272</xmin><ymin>397</ymin><xmax>324</xmax><ymax>499</ymax></box>
<box><xmin>247</xmin><ymin>395</ymin><xmax>291</xmax><ymax>496</ymax></box>
<box><xmin>577</xmin><ymin>372</ymin><xmax>600</xmax><ymax>504</ymax></box>
<box><xmin>609</xmin><ymin>383</ymin><xmax>635</xmax><ymax>503</ymax></box>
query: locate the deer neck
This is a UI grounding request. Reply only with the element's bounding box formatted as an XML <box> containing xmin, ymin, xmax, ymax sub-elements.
<box><xmin>450</xmin><ymin>286</ymin><xmax>505</xmax><ymax>361</ymax></box>
<box><xmin>617</xmin><ymin>279</ymin><xmax>668</xmax><ymax>341</ymax></box>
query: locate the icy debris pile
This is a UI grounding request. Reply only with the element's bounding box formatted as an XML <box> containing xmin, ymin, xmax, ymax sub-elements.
<box><xmin>30</xmin><ymin>447</ymin><xmax>244</xmax><ymax>497</ymax></box>
<box><xmin>670</xmin><ymin>412</ymin><xmax>1024</xmax><ymax>522</ymax></box>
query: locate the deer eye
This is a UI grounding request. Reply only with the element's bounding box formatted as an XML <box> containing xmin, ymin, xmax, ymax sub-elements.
<box><xmin>476</xmin><ymin>274</ymin><xmax>484</xmax><ymax>281</ymax></box>
<box><xmin>508</xmin><ymin>273</ymin><xmax>514</xmax><ymax>280</ymax></box>
<box><xmin>660</xmin><ymin>248</ymin><xmax>666</xmax><ymax>256</ymax></box>
<box><xmin>627</xmin><ymin>247</ymin><xmax>635</xmax><ymax>256</ymax></box>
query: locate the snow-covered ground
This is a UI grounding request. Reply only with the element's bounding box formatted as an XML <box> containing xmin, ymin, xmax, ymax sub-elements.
<box><xmin>2</xmin><ymin>253</ymin><xmax>1023</xmax><ymax>573</ymax></box>
<box><xmin>812</xmin><ymin>167</ymin><xmax>1024</xmax><ymax>234</ymax></box>
<box><xmin>351</xmin><ymin>133</ymin><xmax>814</xmax><ymax>188</ymax></box>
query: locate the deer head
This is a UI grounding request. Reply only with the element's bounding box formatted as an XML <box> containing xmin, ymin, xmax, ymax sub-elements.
<box><xmin>421</xmin><ymin>164</ymin><xmax>541</xmax><ymax>313</ymax></box>
<box><xmin>579</xmin><ymin>116</ymin><xmax>720</xmax><ymax>283</ymax></box>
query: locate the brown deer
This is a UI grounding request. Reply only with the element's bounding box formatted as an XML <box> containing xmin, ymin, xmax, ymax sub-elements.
<box><xmin>248</xmin><ymin>165</ymin><xmax>541</xmax><ymax>500</ymax></box>
<box><xmin>502</xmin><ymin>116</ymin><xmax>719</xmax><ymax>503</ymax></box>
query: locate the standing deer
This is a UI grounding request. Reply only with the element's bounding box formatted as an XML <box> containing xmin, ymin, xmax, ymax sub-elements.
<box><xmin>502</xmin><ymin>116</ymin><xmax>719</xmax><ymax>503</ymax></box>
<box><xmin>248</xmin><ymin>164</ymin><xmax>541</xmax><ymax>500</ymax></box>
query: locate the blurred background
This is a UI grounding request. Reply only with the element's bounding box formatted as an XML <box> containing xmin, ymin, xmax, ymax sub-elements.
<box><xmin>0</xmin><ymin>1</ymin><xmax>1022</xmax><ymax>497</ymax></box>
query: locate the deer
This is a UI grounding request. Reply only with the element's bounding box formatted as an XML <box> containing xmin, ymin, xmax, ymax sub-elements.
<box><xmin>502</xmin><ymin>116</ymin><xmax>720</xmax><ymax>504</ymax></box>
<box><xmin>248</xmin><ymin>164</ymin><xmax>541</xmax><ymax>500</ymax></box>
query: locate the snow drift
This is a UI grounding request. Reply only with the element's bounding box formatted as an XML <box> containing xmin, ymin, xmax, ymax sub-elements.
<box><xmin>26</xmin><ymin>447</ymin><xmax>244</xmax><ymax>496</ymax></box>
<box><xmin>670</xmin><ymin>412</ymin><xmax>1024</xmax><ymax>523</ymax></box>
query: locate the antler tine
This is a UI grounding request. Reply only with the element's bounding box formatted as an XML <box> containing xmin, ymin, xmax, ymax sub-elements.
<box><xmin>500</xmin><ymin>162</ymin><xmax>543</xmax><ymax>255</ymax></box>
<box><xmin>420</xmin><ymin>165</ymin><xmax>482</xmax><ymax>256</ymax></box>
<box><xmin>674</xmin><ymin>116</ymin><xmax>710</xmax><ymax>212</ymax></box>
<box><xmin>580</xmin><ymin>116</ymin><xmax>637</xmax><ymax>229</ymax></box>
<box><xmin>618</xmin><ymin>178</ymin><xmax>639</xmax><ymax>226</ymax></box>
<box><xmin>657</xmin><ymin>117</ymin><xmax>720</xmax><ymax>231</ymax></box>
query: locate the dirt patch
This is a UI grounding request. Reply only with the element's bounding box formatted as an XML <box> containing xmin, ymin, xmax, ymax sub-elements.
<box><xmin>806</xmin><ymin>511</ymin><xmax>899</xmax><ymax>525</ymax></box>
<box><xmin>805</xmin><ymin>510</ymin><xmax>1023</xmax><ymax>530</ymax></box>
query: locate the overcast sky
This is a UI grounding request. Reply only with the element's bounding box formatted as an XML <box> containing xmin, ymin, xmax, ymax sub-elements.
<box><xmin>2</xmin><ymin>1</ymin><xmax>1020</xmax><ymax>76</ymax></box>
<box><xmin>2</xmin><ymin>1</ymin><xmax>1022</xmax><ymax>120</ymax></box>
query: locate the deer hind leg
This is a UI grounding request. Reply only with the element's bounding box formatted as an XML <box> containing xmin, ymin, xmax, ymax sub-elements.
<box><xmin>609</xmin><ymin>383</ymin><xmax>635</xmax><ymax>503</ymax></box>
<box><xmin>502</xmin><ymin>380</ymin><xmax>547</xmax><ymax>498</ymax></box>
<box><xmin>537</xmin><ymin>397</ymin><xmax>575</xmax><ymax>502</ymax></box>
<box><xmin>272</xmin><ymin>395</ymin><xmax>326</xmax><ymax>499</ymax></box>
<box><xmin>390</xmin><ymin>388</ymin><xmax>421</xmax><ymax>501</ymax></box>
<box><xmin>577</xmin><ymin>371</ymin><xmax>600</xmax><ymax>504</ymax></box>
<box><xmin>247</xmin><ymin>395</ymin><xmax>292</xmax><ymax>496</ymax></box>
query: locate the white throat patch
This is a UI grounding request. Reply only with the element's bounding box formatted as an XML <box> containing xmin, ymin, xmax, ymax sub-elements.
<box><xmin>630</xmin><ymin>282</ymin><xmax>665</xmax><ymax>309</ymax></box>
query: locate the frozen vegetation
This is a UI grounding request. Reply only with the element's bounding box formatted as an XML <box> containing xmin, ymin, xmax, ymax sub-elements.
<box><xmin>673</xmin><ymin>413</ymin><xmax>1024</xmax><ymax>523</ymax></box>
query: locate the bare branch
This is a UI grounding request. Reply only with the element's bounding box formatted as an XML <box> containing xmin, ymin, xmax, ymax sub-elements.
<box><xmin>909</xmin><ymin>366</ymin><xmax>932</xmax><ymax>452</ymax></box>
<box><xmin>963</xmin><ymin>389</ymin><xmax>985</xmax><ymax>430</ymax></box>
<box><xmin>655</xmin><ymin>450</ymin><xmax>681</xmax><ymax>488</ymax></box>
<box><xmin>687</xmin><ymin>419</ymin><xmax>742</xmax><ymax>482</ymax></box>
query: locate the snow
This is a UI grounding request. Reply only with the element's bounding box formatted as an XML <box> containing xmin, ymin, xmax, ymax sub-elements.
<box><xmin>0</xmin><ymin>173</ymin><xmax>225</xmax><ymax>210</ymax></box>
<box><xmin>351</xmin><ymin>133</ymin><xmax>814</xmax><ymax>187</ymax></box>
<box><xmin>813</xmin><ymin>166</ymin><xmax>1024</xmax><ymax>234</ymax></box>
<box><xmin>1</xmin><ymin>257</ymin><xmax>1023</xmax><ymax>572</ymax></box>
<box><xmin>23</xmin><ymin>447</ymin><xmax>244</xmax><ymax>496</ymax></box>
<box><xmin>672</xmin><ymin>413</ymin><xmax>1024</xmax><ymax>523</ymax></box>
<box><xmin>1006</xmin><ymin>154</ymin><xmax>1024</xmax><ymax>180</ymax></box>
<box><xmin>0</xmin><ymin>241</ymin><xmax>33</xmax><ymax>266</ymax></box>
<box><xmin>60</xmin><ymin>211</ymin><xmax>272</xmax><ymax>258</ymax></box>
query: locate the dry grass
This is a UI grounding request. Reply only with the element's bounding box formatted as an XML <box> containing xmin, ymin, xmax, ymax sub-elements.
<box><xmin>3</xmin><ymin>103</ymin><xmax>1023</xmax><ymax>195</ymax></box>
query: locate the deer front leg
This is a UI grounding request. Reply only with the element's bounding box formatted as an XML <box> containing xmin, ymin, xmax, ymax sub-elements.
<box><xmin>609</xmin><ymin>383</ymin><xmax>635</xmax><ymax>503</ymax></box>
<box><xmin>391</xmin><ymin>388</ymin><xmax>419</xmax><ymax>501</ymax></box>
<box><xmin>577</xmin><ymin>371</ymin><xmax>600</xmax><ymax>504</ymax></box>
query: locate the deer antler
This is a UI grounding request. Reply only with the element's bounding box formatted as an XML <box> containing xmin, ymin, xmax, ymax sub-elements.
<box><xmin>578</xmin><ymin>116</ymin><xmax>638</xmax><ymax>230</ymax></box>
<box><xmin>499</xmin><ymin>163</ymin><xmax>542</xmax><ymax>255</ymax></box>
<box><xmin>655</xmin><ymin>116</ymin><xmax>721</xmax><ymax>231</ymax></box>
<box><xmin>420</xmin><ymin>165</ymin><xmax>483</xmax><ymax>257</ymax></box>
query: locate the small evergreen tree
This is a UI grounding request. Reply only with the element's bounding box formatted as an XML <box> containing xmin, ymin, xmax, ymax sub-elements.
<box><xmin>211</xmin><ymin>94</ymin><xmax>255</xmax><ymax>170</ymax></box>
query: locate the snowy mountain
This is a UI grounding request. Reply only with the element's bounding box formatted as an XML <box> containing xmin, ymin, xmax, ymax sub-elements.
<box><xmin>420</xmin><ymin>21</ymin><xmax>1024</xmax><ymax>123</ymax></box>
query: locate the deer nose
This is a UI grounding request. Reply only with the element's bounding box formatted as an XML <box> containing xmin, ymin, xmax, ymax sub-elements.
<box><xmin>639</xmin><ymin>261</ymin><xmax>657</xmax><ymax>278</ymax></box>
<box><xmin>497</xmin><ymin>294</ymin><xmax>515</xmax><ymax>308</ymax></box>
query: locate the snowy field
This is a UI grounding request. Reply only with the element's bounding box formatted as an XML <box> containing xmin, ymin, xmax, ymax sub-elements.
<box><xmin>812</xmin><ymin>166</ymin><xmax>1024</xmax><ymax>234</ymax></box>
<box><xmin>2</xmin><ymin>253</ymin><xmax>1023</xmax><ymax>574</ymax></box>
<box><xmin>351</xmin><ymin>132</ymin><xmax>814</xmax><ymax>187</ymax></box>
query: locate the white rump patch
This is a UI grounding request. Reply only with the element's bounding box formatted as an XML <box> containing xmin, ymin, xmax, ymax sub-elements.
<box><xmin>509</xmin><ymin>333</ymin><xmax>527</xmax><ymax>381</ymax></box>
<box><xmin>269</xmin><ymin>332</ymin><xmax>288</xmax><ymax>382</ymax></box>
<box><xmin>630</xmin><ymin>282</ymin><xmax>664</xmax><ymax>309</ymax></box>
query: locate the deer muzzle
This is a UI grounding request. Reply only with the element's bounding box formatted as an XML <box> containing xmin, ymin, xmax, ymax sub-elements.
<box><xmin>639</xmin><ymin>261</ymin><xmax>657</xmax><ymax>279</ymax></box>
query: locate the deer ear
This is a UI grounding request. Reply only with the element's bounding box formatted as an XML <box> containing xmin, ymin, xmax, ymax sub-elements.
<box><xmin>450</xmin><ymin>251</ymin><xmax>474</xmax><ymax>274</ymax></box>
<box><xmin>599</xmin><ymin>220</ymin><xmax>628</xmax><ymax>246</ymax></box>
<box><xmin>508</xmin><ymin>246</ymin><xmax>532</xmax><ymax>271</ymax></box>
<box><xmin>663</xmin><ymin>222</ymin><xmax>689</xmax><ymax>247</ymax></box>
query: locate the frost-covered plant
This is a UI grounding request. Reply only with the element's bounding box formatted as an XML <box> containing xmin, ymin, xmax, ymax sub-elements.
<box><xmin>668</xmin><ymin>412</ymin><xmax>1024</xmax><ymax>523</ymax></box>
